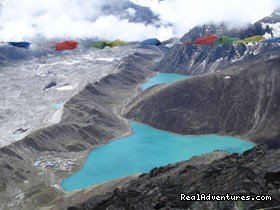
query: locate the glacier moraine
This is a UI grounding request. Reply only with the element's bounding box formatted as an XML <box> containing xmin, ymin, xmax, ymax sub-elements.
<box><xmin>0</xmin><ymin>45</ymin><xmax>157</xmax><ymax>147</ymax></box>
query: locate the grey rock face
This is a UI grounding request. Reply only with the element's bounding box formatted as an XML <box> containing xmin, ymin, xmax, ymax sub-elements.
<box><xmin>43</xmin><ymin>81</ymin><xmax>57</xmax><ymax>90</ymax></box>
<box><xmin>102</xmin><ymin>1</ymin><xmax>160</xmax><ymax>25</ymax></box>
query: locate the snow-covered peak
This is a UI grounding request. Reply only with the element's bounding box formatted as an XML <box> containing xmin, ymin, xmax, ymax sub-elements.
<box><xmin>259</xmin><ymin>9</ymin><xmax>280</xmax><ymax>37</ymax></box>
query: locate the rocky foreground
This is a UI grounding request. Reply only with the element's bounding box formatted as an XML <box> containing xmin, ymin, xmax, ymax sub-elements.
<box><xmin>69</xmin><ymin>145</ymin><xmax>280</xmax><ymax>210</ymax></box>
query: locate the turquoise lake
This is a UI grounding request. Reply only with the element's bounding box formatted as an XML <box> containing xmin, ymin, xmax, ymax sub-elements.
<box><xmin>141</xmin><ymin>73</ymin><xmax>190</xmax><ymax>90</ymax></box>
<box><xmin>61</xmin><ymin>73</ymin><xmax>255</xmax><ymax>191</ymax></box>
<box><xmin>62</xmin><ymin>122</ymin><xmax>254</xmax><ymax>191</ymax></box>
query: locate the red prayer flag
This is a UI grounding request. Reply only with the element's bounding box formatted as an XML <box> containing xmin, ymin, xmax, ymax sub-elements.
<box><xmin>55</xmin><ymin>40</ymin><xmax>79</xmax><ymax>51</ymax></box>
<box><xmin>185</xmin><ymin>35</ymin><xmax>218</xmax><ymax>45</ymax></box>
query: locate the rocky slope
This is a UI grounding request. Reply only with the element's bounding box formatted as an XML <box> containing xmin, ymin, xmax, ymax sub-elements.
<box><xmin>154</xmin><ymin>10</ymin><xmax>280</xmax><ymax>75</ymax></box>
<box><xmin>68</xmin><ymin>145</ymin><xmax>280</xmax><ymax>210</ymax></box>
<box><xmin>0</xmin><ymin>47</ymin><xmax>165</xmax><ymax>210</ymax></box>
<box><xmin>126</xmin><ymin>57</ymin><xmax>280</xmax><ymax>148</ymax></box>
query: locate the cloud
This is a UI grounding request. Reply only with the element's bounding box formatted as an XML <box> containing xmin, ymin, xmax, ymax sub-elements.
<box><xmin>131</xmin><ymin>0</ymin><xmax>280</xmax><ymax>36</ymax></box>
<box><xmin>0</xmin><ymin>0</ymin><xmax>279</xmax><ymax>41</ymax></box>
<box><xmin>0</xmin><ymin>0</ymin><xmax>172</xmax><ymax>41</ymax></box>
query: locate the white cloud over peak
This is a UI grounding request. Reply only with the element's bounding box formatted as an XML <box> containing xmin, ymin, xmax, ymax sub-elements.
<box><xmin>132</xmin><ymin>0</ymin><xmax>280</xmax><ymax>35</ymax></box>
<box><xmin>0</xmin><ymin>0</ymin><xmax>172</xmax><ymax>41</ymax></box>
<box><xmin>0</xmin><ymin>0</ymin><xmax>279</xmax><ymax>41</ymax></box>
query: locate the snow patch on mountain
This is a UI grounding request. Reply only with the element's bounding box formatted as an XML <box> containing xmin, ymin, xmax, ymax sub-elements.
<box><xmin>55</xmin><ymin>85</ymin><xmax>74</xmax><ymax>91</ymax></box>
<box><xmin>268</xmin><ymin>23</ymin><xmax>280</xmax><ymax>36</ymax></box>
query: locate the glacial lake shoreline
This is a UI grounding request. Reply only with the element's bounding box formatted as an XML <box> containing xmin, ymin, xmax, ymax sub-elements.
<box><xmin>61</xmin><ymin>73</ymin><xmax>255</xmax><ymax>191</ymax></box>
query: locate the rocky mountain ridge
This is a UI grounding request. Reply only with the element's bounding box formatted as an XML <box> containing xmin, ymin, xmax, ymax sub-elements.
<box><xmin>155</xmin><ymin>10</ymin><xmax>280</xmax><ymax>75</ymax></box>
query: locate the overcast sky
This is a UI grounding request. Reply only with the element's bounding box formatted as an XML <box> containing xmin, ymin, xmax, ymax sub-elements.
<box><xmin>0</xmin><ymin>0</ymin><xmax>280</xmax><ymax>41</ymax></box>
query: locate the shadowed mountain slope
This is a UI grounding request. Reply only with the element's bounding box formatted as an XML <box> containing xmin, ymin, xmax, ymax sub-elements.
<box><xmin>126</xmin><ymin>57</ymin><xmax>280</xmax><ymax>148</ymax></box>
